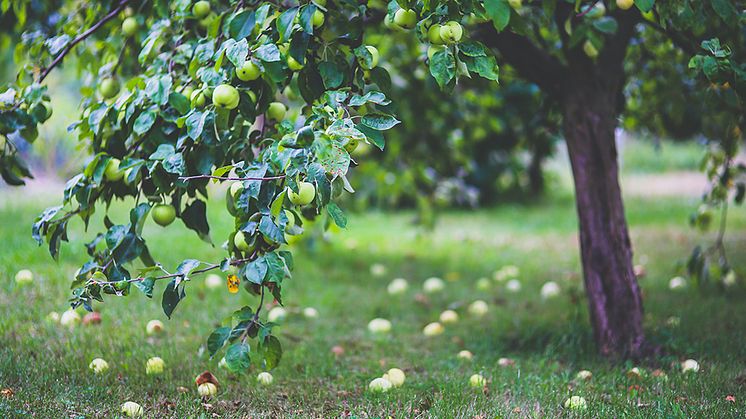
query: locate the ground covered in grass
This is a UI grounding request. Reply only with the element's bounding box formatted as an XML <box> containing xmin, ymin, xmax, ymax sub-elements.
<box><xmin>1</xmin><ymin>183</ymin><xmax>746</xmax><ymax>418</ymax></box>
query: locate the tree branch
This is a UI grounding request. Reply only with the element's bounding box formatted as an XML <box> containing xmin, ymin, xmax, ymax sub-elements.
<box><xmin>39</xmin><ymin>0</ymin><xmax>132</xmax><ymax>82</ymax></box>
<box><xmin>179</xmin><ymin>174</ymin><xmax>286</xmax><ymax>182</ymax></box>
<box><xmin>476</xmin><ymin>24</ymin><xmax>568</xmax><ymax>99</ymax></box>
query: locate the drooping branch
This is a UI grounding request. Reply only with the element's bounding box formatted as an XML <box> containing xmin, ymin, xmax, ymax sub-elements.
<box><xmin>178</xmin><ymin>174</ymin><xmax>287</xmax><ymax>182</ymax></box>
<box><xmin>38</xmin><ymin>0</ymin><xmax>132</xmax><ymax>82</ymax></box>
<box><xmin>476</xmin><ymin>25</ymin><xmax>568</xmax><ymax>99</ymax></box>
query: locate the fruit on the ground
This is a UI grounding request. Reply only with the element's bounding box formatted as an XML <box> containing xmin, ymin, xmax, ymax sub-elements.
<box><xmin>267</xmin><ymin>306</ymin><xmax>288</xmax><ymax>323</ymax></box>
<box><xmin>440</xmin><ymin>21</ymin><xmax>463</xmax><ymax>44</ymax></box>
<box><xmin>190</xmin><ymin>90</ymin><xmax>206</xmax><ymax>107</ymax></box>
<box><xmin>267</xmin><ymin>101</ymin><xmax>287</xmax><ymax>121</ymax></box>
<box><xmin>121</xmin><ymin>401</ymin><xmax>144</xmax><ymax>417</ymax></box>
<box><xmin>423</xmin><ymin>322</ymin><xmax>444</xmax><ymax>336</ymax></box>
<box><xmin>576</xmin><ymin>370</ymin><xmax>593</xmax><ymax>380</ymax></box>
<box><xmin>105</xmin><ymin>158</ymin><xmax>124</xmax><ymax>181</ymax></box>
<box><xmin>583</xmin><ymin>40</ymin><xmax>599</xmax><ymax>58</ymax></box>
<box><xmin>312</xmin><ymin>10</ymin><xmax>325</xmax><ymax>28</ymax></box>
<box><xmin>257</xmin><ymin>371</ymin><xmax>274</xmax><ymax>385</ymax></box>
<box><xmin>508</xmin><ymin>0</ymin><xmax>522</xmax><ymax>9</ymax></box>
<box><xmin>146</xmin><ymin>357</ymin><xmax>165</xmax><ymax>375</ymax></box>
<box><xmin>60</xmin><ymin>309</ymin><xmax>81</xmax><ymax>328</ymax></box>
<box><xmin>192</xmin><ymin>1</ymin><xmax>211</xmax><ymax>18</ymax></box>
<box><xmin>233</xmin><ymin>231</ymin><xmax>252</xmax><ymax>252</ymax></box>
<box><xmin>205</xmin><ymin>273</ymin><xmax>222</xmax><ymax>289</ymax></box>
<box><xmin>540</xmin><ymin>281</ymin><xmax>561</xmax><ymax>299</ymax></box>
<box><xmin>616</xmin><ymin>0</ymin><xmax>634</xmax><ymax>9</ymax></box>
<box><xmin>99</xmin><ymin>77</ymin><xmax>120</xmax><ymax>99</ymax></box>
<box><xmin>468</xmin><ymin>300</ymin><xmax>488</xmax><ymax>316</ymax></box>
<box><xmin>626</xmin><ymin>367</ymin><xmax>642</xmax><ymax>379</ymax></box>
<box><xmin>122</xmin><ymin>17</ymin><xmax>138</xmax><ymax>37</ymax></box>
<box><xmin>476</xmin><ymin>277</ymin><xmax>491</xmax><ymax>291</ymax></box>
<box><xmin>387</xmin><ymin>278</ymin><xmax>409</xmax><ymax>295</ymax></box>
<box><xmin>368</xmin><ymin>377</ymin><xmax>392</xmax><ymax>392</ymax></box>
<box><xmin>383</xmin><ymin>368</ymin><xmax>405</xmax><ymax>387</ymax></box>
<box><xmin>681</xmin><ymin>359</ymin><xmax>700</xmax><ymax>373</ymax></box>
<box><xmin>89</xmin><ymin>358</ymin><xmax>110</xmax><ymax>374</ymax></box>
<box><xmin>212</xmin><ymin>84</ymin><xmax>239</xmax><ymax>109</ymax></box>
<box><xmin>394</xmin><ymin>9</ymin><xmax>417</xmax><ymax>29</ymax></box>
<box><xmin>439</xmin><ymin>309</ymin><xmax>459</xmax><ymax>324</ymax></box>
<box><xmin>236</xmin><ymin>60</ymin><xmax>261</xmax><ymax>81</ymax></box>
<box><xmin>47</xmin><ymin>311</ymin><xmax>61</xmax><ymax>323</ymax></box>
<box><xmin>287</xmin><ymin>55</ymin><xmax>304</xmax><ymax>71</ymax></box>
<box><xmin>146</xmin><ymin>320</ymin><xmax>164</xmax><ymax>335</ymax></box>
<box><xmin>458</xmin><ymin>350</ymin><xmax>473</xmax><ymax>360</ymax></box>
<box><xmin>505</xmin><ymin>279</ymin><xmax>521</xmax><ymax>292</ymax></box>
<box><xmin>14</xmin><ymin>269</ymin><xmax>33</xmax><ymax>285</ymax></box>
<box><xmin>197</xmin><ymin>382</ymin><xmax>217</xmax><ymax>396</ymax></box>
<box><xmin>469</xmin><ymin>373</ymin><xmax>486</xmax><ymax>387</ymax></box>
<box><xmin>498</xmin><ymin>357</ymin><xmax>515</xmax><ymax>367</ymax></box>
<box><xmin>218</xmin><ymin>357</ymin><xmax>228</xmax><ymax>369</ymax></box>
<box><xmin>494</xmin><ymin>265</ymin><xmax>519</xmax><ymax>281</ymax></box>
<box><xmin>288</xmin><ymin>181</ymin><xmax>316</xmax><ymax>205</ymax></box>
<box><xmin>303</xmin><ymin>307</ymin><xmax>319</xmax><ymax>318</ymax></box>
<box><xmin>359</xmin><ymin>46</ymin><xmax>379</xmax><ymax>70</ymax></box>
<box><xmin>367</xmin><ymin>318</ymin><xmax>392</xmax><ymax>334</ymax></box>
<box><xmin>370</xmin><ymin>263</ymin><xmax>386</xmax><ymax>276</ymax></box>
<box><xmin>564</xmin><ymin>396</ymin><xmax>587</xmax><ymax>410</ymax></box>
<box><xmin>423</xmin><ymin>277</ymin><xmax>445</xmax><ymax>293</ymax></box>
<box><xmin>151</xmin><ymin>204</ymin><xmax>176</xmax><ymax>226</ymax></box>
<box><xmin>428</xmin><ymin>24</ymin><xmax>444</xmax><ymax>44</ymax></box>
<box><xmin>669</xmin><ymin>276</ymin><xmax>686</xmax><ymax>290</ymax></box>
<box><xmin>82</xmin><ymin>311</ymin><xmax>102</xmax><ymax>325</ymax></box>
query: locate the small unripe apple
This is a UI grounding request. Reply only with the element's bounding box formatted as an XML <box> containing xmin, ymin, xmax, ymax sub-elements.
<box><xmin>359</xmin><ymin>46</ymin><xmax>379</xmax><ymax>70</ymax></box>
<box><xmin>104</xmin><ymin>158</ymin><xmax>124</xmax><ymax>181</ymax></box>
<box><xmin>508</xmin><ymin>0</ymin><xmax>522</xmax><ymax>9</ymax></box>
<box><xmin>99</xmin><ymin>77</ymin><xmax>120</xmax><ymax>99</ymax></box>
<box><xmin>192</xmin><ymin>1</ymin><xmax>211</xmax><ymax>18</ymax></box>
<box><xmin>616</xmin><ymin>0</ymin><xmax>634</xmax><ymax>10</ymax></box>
<box><xmin>181</xmin><ymin>85</ymin><xmax>194</xmax><ymax>99</ymax></box>
<box><xmin>233</xmin><ymin>231</ymin><xmax>252</xmax><ymax>252</ymax></box>
<box><xmin>423</xmin><ymin>277</ymin><xmax>445</xmax><ymax>293</ymax></box>
<box><xmin>468</xmin><ymin>300</ymin><xmax>488</xmax><ymax>317</ymax></box>
<box><xmin>190</xmin><ymin>90</ymin><xmax>206</xmax><ymax>108</ymax></box>
<box><xmin>60</xmin><ymin>309</ymin><xmax>81</xmax><ymax>328</ymax></box>
<box><xmin>267</xmin><ymin>306</ymin><xmax>288</xmax><ymax>323</ymax></box>
<box><xmin>383</xmin><ymin>368</ymin><xmax>405</xmax><ymax>387</ymax></box>
<box><xmin>287</xmin><ymin>55</ymin><xmax>304</xmax><ymax>71</ymax></box>
<box><xmin>288</xmin><ymin>182</ymin><xmax>316</xmax><ymax>206</ymax></box>
<box><xmin>428</xmin><ymin>24</ymin><xmax>444</xmax><ymax>44</ymax></box>
<box><xmin>267</xmin><ymin>101</ymin><xmax>287</xmax><ymax>121</ymax></box>
<box><xmin>423</xmin><ymin>322</ymin><xmax>444</xmax><ymax>336</ymax></box>
<box><xmin>15</xmin><ymin>269</ymin><xmax>33</xmax><ymax>286</ymax></box>
<box><xmin>145</xmin><ymin>357</ymin><xmax>165</xmax><ymax>375</ymax></box>
<box><xmin>427</xmin><ymin>45</ymin><xmax>445</xmax><ymax>61</ymax></box>
<box><xmin>368</xmin><ymin>377</ymin><xmax>392</xmax><ymax>393</ymax></box>
<box><xmin>387</xmin><ymin>278</ymin><xmax>409</xmax><ymax>295</ymax></box>
<box><xmin>564</xmin><ymin>396</ymin><xmax>587</xmax><ymax>410</ymax></box>
<box><xmin>205</xmin><ymin>273</ymin><xmax>222</xmax><ymax>289</ymax></box>
<box><xmin>457</xmin><ymin>350</ymin><xmax>473</xmax><ymax>360</ymax></box>
<box><xmin>236</xmin><ymin>60</ymin><xmax>261</xmax><ymax>81</ymax></box>
<box><xmin>439</xmin><ymin>309</ymin><xmax>459</xmax><ymax>324</ymax></box>
<box><xmin>89</xmin><ymin>358</ymin><xmax>110</xmax><ymax>374</ymax></box>
<box><xmin>583</xmin><ymin>40</ymin><xmax>599</xmax><ymax>58</ymax></box>
<box><xmin>540</xmin><ymin>281</ymin><xmax>561</xmax><ymax>299</ymax></box>
<box><xmin>393</xmin><ymin>9</ymin><xmax>417</xmax><ymax>29</ymax></box>
<box><xmin>121</xmin><ymin>401</ymin><xmax>144</xmax><ymax>417</ymax></box>
<box><xmin>146</xmin><ymin>319</ymin><xmax>164</xmax><ymax>335</ymax></box>
<box><xmin>197</xmin><ymin>382</ymin><xmax>218</xmax><ymax>397</ymax></box>
<box><xmin>151</xmin><ymin>204</ymin><xmax>176</xmax><ymax>227</ymax></box>
<box><xmin>439</xmin><ymin>21</ymin><xmax>463</xmax><ymax>44</ymax></box>
<box><xmin>469</xmin><ymin>373</ymin><xmax>486</xmax><ymax>387</ymax></box>
<box><xmin>576</xmin><ymin>370</ymin><xmax>593</xmax><ymax>380</ymax></box>
<box><xmin>213</xmin><ymin>84</ymin><xmax>239</xmax><ymax>110</ymax></box>
<box><xmin>302</xmin><ymin>307</ymin><xmax>319</xmax><ymax>318</ymax></box>
<box><xmin>257</xmin><ymin>371</ymin><xmax>274</xmax><ymax>385</ymax></box>
<box><xmin>312</xmin><ymin>10</ymin><xmax>325</xmax><ymax>28</ymax></box>
<box><xmin>681</xmin><ymin>359</ymin><xmax>700</xmax><ymax>373</ymax></box>
<box><xmin>122</xmin><ymin>17</ymin><xmax>138</xmax><ymax>37</ymax></box>
<box><xmin>367</xmin><ymin>318</ymin><xmax>392</xmax><ymax>334</ymax></box>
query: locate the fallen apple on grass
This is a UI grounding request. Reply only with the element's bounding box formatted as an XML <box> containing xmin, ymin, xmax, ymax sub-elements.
<box><xmin>383</xmin><ymin>368</ymin><xmax>406</xmax><ymax>387</ymax></box>
<box><xmin>458</xmin><ymin>350</ymin><xmax>473</xmax><ymax>360</ymax></box>
<box><xmin>146</xmin><ymin>320</ymin><xmax>164</xmax><ymax>335</ymax></box>
<box><xmin>89</xmin><ymin>358</ymin><xmax>109</xmax><ymax>374</ymax></box>
<box><xmin>423</xmin><ymin>277</ymin><xmax>445</xmax><ymax>293</ymax></box>
<box><xmin>267</xmin><ymin>306</ymin><xmax>288</xmax><ymax>323</ymax></box>
<box><xmin>468</xmin><ymin>300</ymin><xmax>488</xmax><ymax>317</ymax></box>
<box><xmin>368</xmin><ymin>318</ymin><xmax>392</xmax><ymax>334</ymax></box>
<box><xmin>564</xmin><ymin>396</ymin><xmax>587</xmax><ymax>410</ymax></box>
<box><xmin>60</xmin><ymin>309</ymin><xmax>81</xmax><ymax>328</ymax></box>
<box><xmin>387</xmin><ymin>278</ymin><xmax>409</xmax><ymax>295</ymax></box>
<box><xmin>14</xmin><ymin>269</ymin><xmax>33</xmax><ymax>286</ymax></box>
<box><xmin>469</xmin><ymin>373</ymin><xmax>486</xmax><ymax>388</ymax></box>
<box><xmin>423</xmin><ymin>322</ymin><xmax>444</xmax><ymax>336</ymax></box>
<box><xmin>121</xmin><ymin>401</ymin><xmax>143</xmax><ymax>417</ymax></box>
<box><xmin>146</xmin><ymin>357</ymin><xmax>165</xmax><ymax>375</ymax></box>
<box><xmin>368</xmin><ymin>377</ymin><xmax>392</xmax><ymax>393</ymax></box>
<box><xmin>681</xmin><ymin>359</ymin><xmax>700</xmax><ymax>373</ymax></box>
<box><xmin>205</xmin><ymin>273</ymin><xmax>223</xmax><ymax>289</ymax></box>
<box><xmin>197</xmin><ymin>382</ymin><xmax>218</xmax><ymax>397</ymax></box>
<box><xmin>439</xmin><ymin>309</ymin><xmax>459</xmax><ymax>324</ymax></box>
<box><xmin>257</xmin><ymin>372</ymin><xmax>274</xmax><ymax>385</ymax></box>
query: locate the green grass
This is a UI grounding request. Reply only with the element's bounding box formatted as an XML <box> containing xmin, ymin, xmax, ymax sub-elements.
<box><xmin>1</xmin><ymin>185</ymin><xmax>746</xmax><ymax>418</ymax></box>
<box><xmin>620</xmin><ymin>138</ymin><xmax>705</xmax><ymax>174</ymax></box>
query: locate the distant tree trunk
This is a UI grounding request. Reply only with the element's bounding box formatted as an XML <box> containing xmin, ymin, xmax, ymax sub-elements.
<box><xmin>527</xmin><ymin>139</ymin><xmax>548</xmax><ymax>195</ymax></box>
<box><xmin>562</xmin><ymin>80</ymin><xmax>646</xmax><ymax>358</ymax></box>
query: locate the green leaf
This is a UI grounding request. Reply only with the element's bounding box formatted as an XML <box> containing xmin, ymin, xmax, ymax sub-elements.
<box><xmin>226</xmin><ymin>38</ymin><xmax>249</xmax><ymax>67</ymax></box>
<box><xmin>592</xmin><ymin>17</ymin><xmax>618</xmax><ymax>34</ymax></box>
<box><xmin>464</xmin><ymin>55</ymin><xmax>500</xmax><ymax>82</ymax></box>
<box><xmin>162</xmin><ymin>278</ymin><xmax>185</xmax><ymax>319</ymax></box>
<box><xmin>207</xmin><ymin>326</ymin><xmax>231</xmax><ymax>357</ymax></box>
<box><xmin>277</xmin><ymin>7</ymin><xmax>299</xmax><ymax>43</ymax></box>
<box><xmin>144</xmin><ymin>75</ymin><xmax>172</xmax><ymax>105</ymax></box>
<box><xmin>262</xmin><ymin>335</ymin><xmax>282</xmax><ymax>370</ymax></box>
<box><xmin>429</xmin><ymin>49</ymin><xmax>456</xmax><ymax>88</ymax></box>
<box><xmin>133</xmin><ymin>278</ymin><xmax>155</xmax><ymax>298</ymax></box>
<box><xmin>133</xmin><ymin>110</ymin><xmax>156</xmax><ymax>135</ymax></box>
<box><xmin>168</xmin><ymin>92</ymin><xmax>190</xmax><ymax>115</ymax></box>
<box><xmin>318</xmin><ymin>61</ymin><xmax>343</xmax><ymax>89</ymax></box>
<box><xmin>356</xmin><ymin>123</ymin><xmax>385</xmax><ymax>150</ymax></box>
<box><xmin>264</xmin><ymin>252</ymin><xmax>288</xmax><ymax>284</ymax></box>
<box><xmin>182</xmin><ymin>200</ymin><xmax>211</xmax><ymax>243</ymax></box>
<box><xmin>176</xmin><ymin>259</ymin><xmax>201</xmax><ymax>278</ymax></box>
<box><xmin>259</xmin><ymin>216</ymin><xmax>285</xmax><ymax>245</ymax></box>
<box><xmin>229</xmin><ymin>10</ymin><xmax>257</xmax><ymax>39</ymax></box>
<box><xmin>484</xmin><ymin>0</ymin><xmax>511</xmax><ymax>31</ymax></box>
<box><xmin>361</xmin><ymin>113</ymin><xmax>400</xmax><ymax>130</ymax></box>
<box><xmin>186</xmin><ymin>110</ymin><xmax>208</xmax><ymax>139</ymax></box>
<box><xmin>327</xmin><ymin>202</ymin><xmax>347</xmax><ymax>228</ymax></box>
<box><xmin>225</xmin><ymin>342</ymin><xmax>251</xmax><ymax>372</ymax></box>
<box><xmin>254</xmin><ymin>44</ymin><xmax>281</xmax><ymax>62</ymax></box>
<box><xmin>634</xmin><ymin>0</ymin><xmax>654</xmax><ymax>12</ymax></box>
<box><xmin>458</xmin><ymin>42</ymin><xmax>488</xmax><ymax>57</ymax></box>
<box><xmin>243</xmin><ymin>256</ymin><xmax>268</xmax><ymax>284</ymax></box>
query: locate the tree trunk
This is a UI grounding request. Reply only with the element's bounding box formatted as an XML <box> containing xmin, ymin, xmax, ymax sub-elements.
<box><xmin>563</xmin><ymin>84</ymin><xmax>647</xmax><ymax>358</ymax></box>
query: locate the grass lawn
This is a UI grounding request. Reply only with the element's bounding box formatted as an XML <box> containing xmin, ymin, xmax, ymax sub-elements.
<box><xmin>1</xmin><ymin>184</ymin><xmax>746</xmax><ymax>418</ymax></box>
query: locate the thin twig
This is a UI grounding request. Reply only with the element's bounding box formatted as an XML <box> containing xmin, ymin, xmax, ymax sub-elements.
<box><xmin>576</xmin><ymin>0</ymin><xmax>601</xmax><ymax>18</ymax></box>
<box><xmin>92</xmin><ymin>263</ymin><xmax>221</xmax><ymax>285</ymax></box>
<box><xmin>39</xmin><ymin>0</ymin><xmax>132</xmax><ymax>82</ymax></box>
<box><xmin>179</xmin><ymin>174</ymin><xmax>286</xmax><ymax>182</ymax></box>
